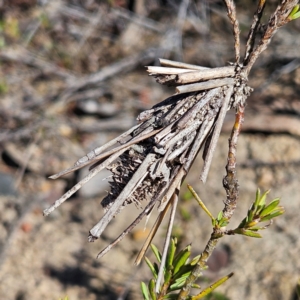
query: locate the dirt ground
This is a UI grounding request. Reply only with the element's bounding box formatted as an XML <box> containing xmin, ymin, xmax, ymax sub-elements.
<box><xmin>0</xmin><ymin>1</ymin><xmax>300</xmax><ymax>300</ymax></box>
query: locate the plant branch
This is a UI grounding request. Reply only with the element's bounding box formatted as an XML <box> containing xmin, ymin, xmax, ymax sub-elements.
<box><xmin>155</xmin><ymin>189</ymin><xmax>179</xmax><ymax>293</ymax></box>
<box><xmin>223</xmin><ymin>0</ymin><xmax>241</xmax><ymax>63</ymax></box>
<box><xmin>222</xmin><ymin>104</ymin><xmax>244</xmax><ymax>219</ymax></box>
<box><xmin>243</xmin><ymin>0</ymin><xmax>299</xmax><ymax>76</ymax></box>
<box><xmin>243</xmin><ymin>0</ymin><xmax>267</xmax><ymax>65</ymax></box>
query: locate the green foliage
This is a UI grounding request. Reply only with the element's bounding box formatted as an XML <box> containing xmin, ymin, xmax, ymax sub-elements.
<box><xmin>232</xmin><ymin>189</ymin><xmax>285</xmax><ymax>238</ymax></box>
<box><xmin>187</xmin><ymin>184</ymin><xmax>229</xmax><ymax>229</ymax></box>
<box><xmin>187</xmin><ymin>185</ymin><xmax>214</xmax><ymax>223</ymax></box>
<box><xmin>191</xmin><ymin>273</ymin><xmax>233</xmax><ymax>299</ymax></box>
<box><xmin>141</xmin><ymin>238</ymin><xmax>232</xmax><ymax>300</ymax></box>
<box><xmin>141</xmin><ymin>239</ymin><xmax>196</xmax><ymax>299</ymax></box>
<box><xmin>141</xmin><ymin>281</ymin><xmax>150</xmax><ymax>300</ymax></box>
<box><xmin>213</xmin><ymin>211</ymin><xmax>229</xmax><ymax>228</ymax></box>
<box><xmin>288</xmin><ymin>4</ymin><xmax>300</xmax><ymax>20</ymax></box>
<box><xmin>141</xmin><ymin>186</ymin><xmax>285</xmax><ymax>299</ymax></box>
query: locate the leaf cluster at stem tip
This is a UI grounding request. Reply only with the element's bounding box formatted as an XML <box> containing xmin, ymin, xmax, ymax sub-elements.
<box><xmin>233</xmin><ymin>189</ymin><xmax>285</xmax><ymax>238</ymax></box>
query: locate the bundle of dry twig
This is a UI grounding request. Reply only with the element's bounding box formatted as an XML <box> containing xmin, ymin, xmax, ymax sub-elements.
<box><xmin>44</xmin><ymin>0</ymin><xmax>299</xmax><ymax>265</ymax></box>
<box><xmin>43</xmin><ymin>56</ymin><xmax>251</xmax><ymax>259</ymax></box>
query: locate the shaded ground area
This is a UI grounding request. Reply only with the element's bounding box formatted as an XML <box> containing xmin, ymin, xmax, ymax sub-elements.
<box><xmin>0</xmin><ymin>1</ymin><xmax>299</xmax><ymax>299</ymax></box>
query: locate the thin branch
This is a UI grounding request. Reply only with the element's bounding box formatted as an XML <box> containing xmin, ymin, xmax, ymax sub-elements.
<box><xmin>243</xmin><ymin>0</ymin><xmax>267</xmax><ymax>65</ymax></box>
<box><xmin>159</xmin><ymin>58</ymin><xmax>208</xmax><ymax>70</ymax></box>
<box><xmin>43</xmin><ymin>147</ymin><xmax>132</xmax><ymax>216</ymax></box>
<box><xmin>49</xmin><ymin>127</ymin><xmax>160</xmax><ymax>179</ymax></box>
<box><xmin>73</xmin><ymin>123</ymin><xmax>141</xmax><ymax>167</ymax></box>
<box><xmin>223</xmin><ymin>0</ymin><xmax>241</xmax><ymax>63</ymax></box>
<box><xmin>146</xmin><ymin>66</ymin><xmax>196</xmax><ymax>75</ymax></box>
<box><xmin>175</xmin><ymin>66</ymin><xmax>235</xmax><ymax>84</ymax></box>
<box><xmin>200</xmin><ymin>85</ymin><xmax>234</xmax><ymax>182</ymax></box>
<box><xmin>222</xmin><ymin>104</ymin><xmax>244</xmax><ymax>219</ymax></box>
<box><xmin>176</xmin><ymin>78</ymin><xmax>235</xmax><ymax>94</ymax></box>
<box><xmin>155</xmin><ymin>190</ymin><xmax>179</xmax><ymax>293</ymax></box>
<box><xmin>243</xmin><ymin>0</ymin><xmax>298</xmax><ymax>76</ymax></box>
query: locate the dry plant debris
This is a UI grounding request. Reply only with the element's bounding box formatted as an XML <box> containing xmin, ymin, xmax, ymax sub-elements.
<box><xmin>44</xmin><ymin>55</ymin><xmax>252</xmax><ymax>258</ymax></box>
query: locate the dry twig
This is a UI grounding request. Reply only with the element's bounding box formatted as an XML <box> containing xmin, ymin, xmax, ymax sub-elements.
<box><xmin>223</xmin><ymin>0</ymin><xmax>241</xmax><ymax>63</ymax></box>
<box><xmin>45</xmin><ymin>55</ymin><xmax>251</xmax><ymax>257</ymax></box>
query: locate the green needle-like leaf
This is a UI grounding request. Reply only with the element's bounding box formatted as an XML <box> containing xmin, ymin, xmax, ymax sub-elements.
<box><xmin>191</xmin><ymin>283</ymin><xmax>201</xmax><ymax>289</ymax></box>
<box><xmin>173</xmin><ymin>246</ymin><xmax>191</xmax><ymax>275</ymax></box>
<box><xmin>292</xmin><ymin>11</ymin><xmax>300</xmax><ymax>19</ymax></box>
<box><xmin>259</xmin><ymin>198</ymin><xmax>280</xmax><ymax>217</ymax></box>
<box><xmin>153</xmin><ymin>262</ymin><xmax>160</xmax><ymax>277</ymax></box>
<box><xmin>169</xmin><ymin>281</ymin><xmax>186</xmax><ymax>291</ymax></box>
<box><xmin>191</xmin><ymin>273</ymin><xmax>234</xmax><ymax>299</ymax></box>
<box><xmin>149</xmin><ymin>279</ymin><xmax>157</xmax><ymax>300</ymax></box>
<box><xmin>217</xmin><ymin>211</ymin><xmax>223</xmax><ymax>221</ymax></box>
<box><xmin>170</xmin><ymin>273</ymin><xmax>191</xmax><ymax>290</ymax></box>
<box><xmin>247</xmin><ymin>226</ymin><xmax>262</xmax><ymax>231</ymax></box>
<box><xmin>288</xmin><ymin>4</ymin><xmax>300</xmax><ymax>19</ymax></box>
<box><xmin>188</xmin><ymin>184</ymin><xmax>214</xmax><ymax>221</ymax></box>
<box><xmin>256</xmin><ymin>190</ymin><xmax>270</xmax><ymax>213</ymax></box>
<box><xmin>240</xmin><ymin>229</ymin><xmax>262</xmax><ymax>238</ymax></box>
<box><xmin>162</xmin><ymin>294</ymin><xmax>179</xmax><ymax>299</ymax></box>
<box><xmin>254</xmin><ymin>188</ymin><xmax>261</xmax><ymax>207</ymax></box>
<box><xmin>219</xmin><ymin>218</ymin><xmax>229</xmax><ymax>227</ymax></box>
<box><xmin>260</xmin><ymin>208</ymin><xmax>285</xmax><ymax>222</ymax></box>
<box><xmin>151</xmin><ymin>244</ymin><xmax>162</xmax><ymax>263</ymax></box>
<box><xmin>190</xmin><ymin>254</ymin><xmax>201</xmax><ymax>266</ymax></box>
<box><xmin>166</xmin><ymin>238</ymin><xmax>176</xmax><ymax>268</ymax></box>
<box><xmin>290</xmin><ymin>4</ymin><xmax>299</xmax><ymax>15</ymax></box>
<box><xmin>247</xmin><ymin>205</ymin><xmax>256</xmax><ymax>224</ymax></box>
<box><xmin>164</xmin><ymin>268</ymin><xmax>173</xmax><ymax>283</ymax></box>
<box><xmin>172</xmin><ymin>264</ymin><xmax>194</xmax><ymax>281</ymax></box>
<box><xmin>145</xmin><ymin>256</ymin><xmax>158</xmax><ymax>279</ymax></box>
<box><xmin>141</xmin><ymin>282</ymin><xmax>150</xmax><ymax>300</ymax></box>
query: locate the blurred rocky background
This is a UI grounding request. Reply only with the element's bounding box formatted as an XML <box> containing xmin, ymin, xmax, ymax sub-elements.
<box><xmin>0</xmin><ymin>0</ymin><xmax>299</xmax><ymax>299</ymax></box>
